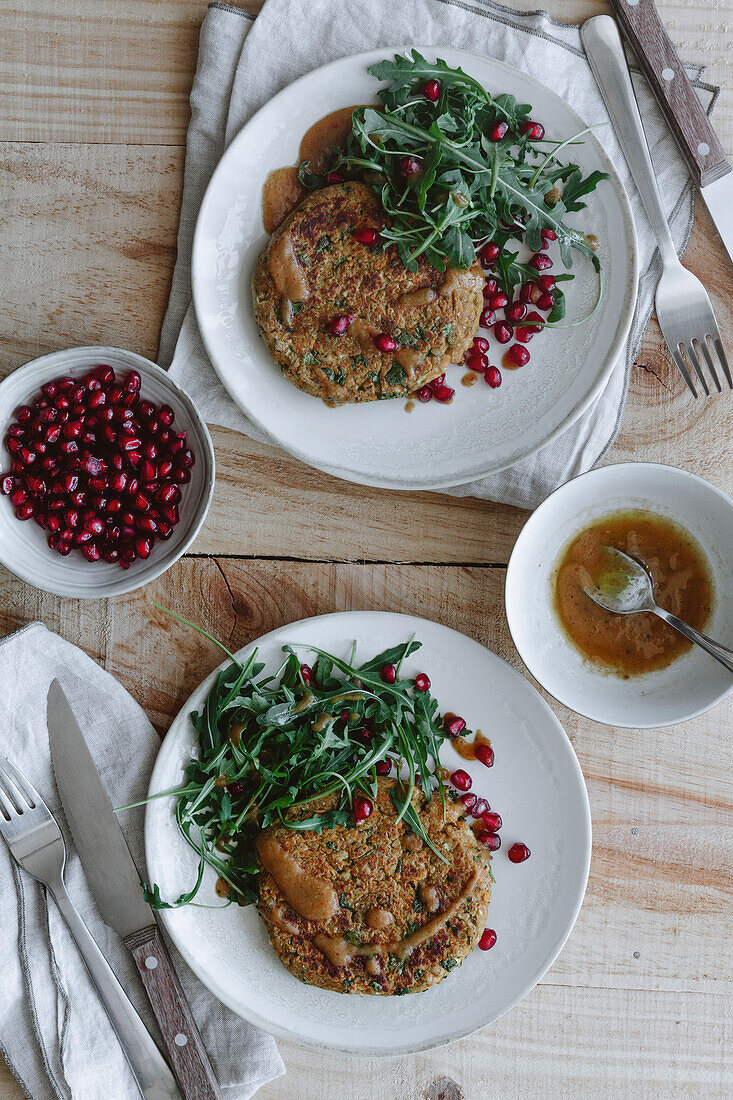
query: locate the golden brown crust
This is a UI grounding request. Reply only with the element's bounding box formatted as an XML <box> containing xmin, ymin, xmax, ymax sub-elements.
<box><xmin>252</xmin><ymin>182</ymin><xmax>484</xmax><ymax>405</ymax></box>
<box><xmin>256</xmin><ymin>779</ymin><xmax>493</xmax><ymax>995</ymax></box>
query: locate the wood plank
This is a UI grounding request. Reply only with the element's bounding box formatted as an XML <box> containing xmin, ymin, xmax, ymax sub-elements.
<box><xmin>1</xmin><ymin>1</ymin><xmax>731</xmax><ymax>153</ymax></box>
<box><xmin>1</xmin><ymin>141</ymin><xmax>731</xmax><ymax>564</ymax></box>
<box><xmin>0</xmin><ymin>559</ymin><xmax>729</xmax><ymax>1002</ymax></box>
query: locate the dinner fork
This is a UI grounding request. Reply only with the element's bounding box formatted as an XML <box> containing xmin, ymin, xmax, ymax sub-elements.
<box><xmin>581</xmin><ymin>16</ymin><xmax>731</xmax><ymax>397</ymax></box>
<box><xmin>0</xmin><ymin>758</ymin><xmax>181</xmax><ymax>1100</ymax></box>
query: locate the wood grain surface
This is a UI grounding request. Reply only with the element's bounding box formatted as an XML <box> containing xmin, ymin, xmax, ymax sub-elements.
<box><xmin>0</xmin><ymin>1</ymin><xmax>731</xmax><ymax>1098</ymax></box>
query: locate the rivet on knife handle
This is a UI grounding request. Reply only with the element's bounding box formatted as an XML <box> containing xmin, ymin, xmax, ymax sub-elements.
<box><xmin>126</xmin><ymin>925</ymin><xmax>223</xmax><ymax>1100</ymax></box>
<box><xmin>609</xmin><ymin>0</ymin><xmax>729</xmax><ymax>188</ymax></box>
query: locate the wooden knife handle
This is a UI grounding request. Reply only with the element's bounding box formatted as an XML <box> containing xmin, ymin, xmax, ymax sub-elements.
<box><xmin>609</xmin><ymin>0</ymin><xmax>730</xmax><ymax>187</ymax></box>
<box><xmin>125</xmin><ymin>925</ymin><xmax>223</xmax><ymax>1100</ymax></box>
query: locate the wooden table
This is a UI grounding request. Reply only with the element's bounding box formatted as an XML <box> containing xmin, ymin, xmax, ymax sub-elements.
<box><xmin>1</xmin><ymin>2</ymin><xmax>731</xmax><ymax>1096</ymax></box>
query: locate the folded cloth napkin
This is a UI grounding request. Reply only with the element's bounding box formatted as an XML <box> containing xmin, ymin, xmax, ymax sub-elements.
<box><xmin>160</xmin><ymin>0</ymin><xmax>719</xmax><ymax>509</ymax></box>
<box><xmin>0</xmin><ymin>623</ymin><xmax>284</xmax><ymax>1100</ymax></box>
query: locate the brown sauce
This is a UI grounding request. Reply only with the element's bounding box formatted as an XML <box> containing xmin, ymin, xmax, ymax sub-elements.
<box><xmin>215</xmin><ymin>877</ymin><xmax>231</xmax><ymax>898</ymax></box>
<box><xmin>365</xmin><ymin>907</ymin><xmax>393</xmax><ymax>930</ymax></box>
<box><xmin>266</xmin><ymin>233</ymin><xmax>310</xmax><ymax>301</ymax></box>
<box><xmin>404</xmin><ymin>399</ymin><xmax>416</xmax><ymax>414</ymax></box>
<box><xmin>438</xmin><ymin>267</ymin><xmax>479</xmax><ymax>298</ymax></box>
<box><xmin>461</xmin><ymin>372</ymin><xmax>478</xmax><ymax>387</ymax></box>
<box><xmin>418</xmin><ymin>883</ymin><xmax>440</xmax><ymax>913</ymax></box>
<box><xmin>395</xmin><ymin>346</ymin><xmax>424</xmax><ymax>378</ymax></box>
<box><xmin>452</xmin><ymin>729</ymin><xmax>491</xmax><ymax>762</ymax></box>
<box><xmin>312</xmin><ymin>711</ymin><xmax>331</xmax><ymax>733</ymax></box>
<box><xmin>261</xmin><ymin>104</ymin><xmax>371</xmax><ymax>234</ymax></box>
<box><xmin>398</xmin><ymin>287</ymin><xmax>437</xmax><ymax>308</ymax></box>
<box><xmin>294</xmin><ymin>691</ymin><xmax>315</xmax><ymax>713</ymax></box>
<box><xmin>229</xmin><ymin>723</ymin><xmax>243</xmax><ymax>748</ymax></box>
<box><xmin>502</xmin><ymin>349</ymin><xmax>522</xmax><ymax>371</ymax></box>
<box><xmin>257</xmin><ymin>835</ymin><xmax>339</xmax><ymax>921</ymax></box>
<box><xmin>553</xmin><ymin>510</ymin><xmax>712</xmax><ymax>677</ymax></box>
<box><xmin>393</xmin><ymin>871</ymin><xmax>479</xmax><ymax>959</ymax></box>
<box><xmin>585</xmin><ymin>232</ymin><xmax>600</xmax><ymax>252</ymax></box>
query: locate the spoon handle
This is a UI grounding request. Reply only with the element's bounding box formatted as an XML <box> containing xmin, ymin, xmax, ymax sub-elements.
<box><xmin>652</xmin><ymin>608</ymin><xmax>733</xmax><ymax>674</ymax></box>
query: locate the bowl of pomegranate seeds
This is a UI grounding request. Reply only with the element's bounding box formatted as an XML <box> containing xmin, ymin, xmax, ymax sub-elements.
<box><xmin>0</xmin><ymin>346</ymin><xmax>215</xmax><ymax>598</ymax></box>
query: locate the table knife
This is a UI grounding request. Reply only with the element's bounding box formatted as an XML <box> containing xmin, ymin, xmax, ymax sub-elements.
<box><xmin>47</xmin><ymin>680</ymin><xmax>222</xmax><ymax>1100</ymax></box>
<box><xmin>609</xmin><ymin>0</ymin><xmax>733</xmax><ymax>267</ymax></box>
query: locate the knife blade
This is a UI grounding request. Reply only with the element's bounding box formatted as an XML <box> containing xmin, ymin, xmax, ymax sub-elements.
<box><xmin>609</xmin><ymin>0</ymin><xmax>733</xmax><ymax>267</ymax></box>
<box><xmin>48</xmin><ymin>679</ymin><xmax>222</xmax><ymax>1100</ymax></box>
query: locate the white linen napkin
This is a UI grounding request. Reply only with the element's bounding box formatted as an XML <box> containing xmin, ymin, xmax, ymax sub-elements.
<box><xmin>160</xmin><ymin>0</ymin><xmax>718</xmax><ymax>509</ymax></box>
<box><xmin>0</xmin><ymin>623</ymin><xmax>284</xmax><ymax>1100</ymax></box>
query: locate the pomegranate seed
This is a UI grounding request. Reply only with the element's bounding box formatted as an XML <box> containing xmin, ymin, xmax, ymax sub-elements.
<box><xmin>537</xmin><ymin>292</ymin><xmax>555</xmax><ymax>311</ymax></box>
<box><xmin>471</xmin><ymin>798</ymin><xmax>489</xmax><ymax>818</ymax></box>
<box><xmin>375</xmin><ymin>759</ymin><xmax>391</xmax><ymax>776</ymax></box>
<box><xmin>507</xmin><ymin>344</ymin><xmax>530</xmax><ymax>368</ymax></box>
<box><xmin>485</xmin><ymin>365</ymin><xmax>502</xmax><ymax>388</ymax></box>
<box><xmin>162</xmin><ymin>504</ymin><xmax>179</xmax><ymax>525</ymax></box>
<box><xmin>25</xmin><ymin>475</ymin><xmax>46</xmax><ymax>495</ymax></box>
<box><xmin>443</xmin><ymin>715</ymin><xmax>466</xmax><ymax>738</ymax></box>
<box><xmin>429</xmin><ymin>374</ymin><xmax>445</xmax><ymax>391</ymax></box>
<box><xmin>299</xmin><ymin>663</ymin><xmax>313</xmax><ymax>684</ymax></box>
<box><xmin>414</xmin><ymin>672</ymin><xmax>430</xmax><ymax>692</ymax></box>
<box><xmin>353</xmin><ymin>795</ymin><xmax>373</xmax><ymax>824</ymax></box>
<box><xmin>157</xmin><ymin>521</ymin><xmax>173</xmax><ymax>540</ymax></box>
<box><xmin>529</xmin><ymin>252</ymin><xmax>553</xmax><ymax>270</ymax></box>
<box><xmin>483</xmin><ymin>810</ymin><xmax>502</xmax><ymax>831</ymax></box>
<box><xmin>422</xmin><ymin>79</ymin><xmax>441</xmax><ymax>101</ymax></box>
<box><xmin>84</xmin><ymin>516</ymin><xmax>105</xmax><ymax>536</ymax></box>
<box><xmin>328</xmin><ymin>313</ymin><xmax>354</xmax><ymax>336</ymax></box>
<box><xmin>8</xmin><ymin>487</ymin><xmax>26</xmax><ymax>506</ymax></box>
<box><xmin>118</xmin><ymin>432</ymin><xmax>141</xmax><ymax>451</ymax></box>
<box><xmin>94</xmin><ymin>366</ymin><xmax>115</xmax><ymax>384</ymax></box>
<box><xmin>124</xmin><ymin>371</ymin><xmax>141</xmax><ymax>393</ymax></box>
<box><xmin>135</xmin><ymin>536</ymin><xmax>152</xmax><ymax>559</ymax></box>
<box><xmin>326</xmin><ymin>171</ymin><xmax>344</xmax><ymax>183</ymax></box>
<box><xmin>46</xmin><ymin>515</ymin><xmax>60</xmax><ymax>533</ymax></box>
<box><xmin>399</xmin><ymin>155</ymin><xmax>422</xmax><ymax>178</ymax></box>
<box><xmin>493</xmin><ymin>322</ymin><xmax>512</xmax><ymax>344</ymax></box>
<box><xmin>479</xmin><ymin>308</ymin><xmax>495</xmax><ymax>328</ymax></box>
<box><xmin>466</xmin><ymin>353</ymin><xmax>489</xmax><ymax>372</ymax></box>
<box><xmin>451</xmin><ymin>769</ymin><xmax>472</xmax><ymax>792</ymax></box>
<box><xmin>158</xmin><ymin>405</ymin><xmax>175</xmax><ymax>427</ymax></box>
<box><xmin>537</xmin><ymin>274</ymin><xmax>555</xmax><ymax>291</ymax></box>
<box><xmin>416</xmin><ymin>386</ymin><xmax>432</xmax><ymax>403</ymax></box>
<box><xmin>477</xmin><ymin>831</ymin><xmax>501</xmax><ymax>850</ymax></box>
<box><xmin>489</xmin><ymin>292</ymin><xmax>508</xmax><ymax>311</ymax></box>
<box><xmin>137</xmin><ymin>515</ymin><xmax>158</xmax><ymax>534</ymax></box>
<box><xmin>178</xmin><ymin>448</ymin><xmax>195</xmax><ymax>469</ymax></box>
<box><xmin>354</xmin><ymin>226</ymin><xmax>379</xmax><ymax>246</ymax></box>
<box><xmin>374</xmin><ymin>333</ymin><xmax>397</xmax><ymax>353</ymax></box>
<box><xmin>433</xmin><ymin>384</ymin><xmax>454</xmax><ymax>403</ymax></box>
<box><xmin>506</xmin><ymin>301</ymin><xmax>527</xmax><ymax>323</ymax></box>
<box><xmin>20</xmin><ymin>446</ymin><xmax>37</xmax><ymax>465</ymax></box>
<box><xmin>110</xmin><ymin>471</ymin><xmax>127</xmax><ymax>492</ymax></box>
<box><xmin>488</xmin><ymin>121</ymin><xmax>508</xmax><ymax>141</ymax></box>
<box><xmin>15</xmin><ymin>502</ymin><xmax>35</xmax><ymax>520</ymax></box>
<box><xmin>541</xmin><ymin>228</ymin><xmax>557</xmax><ymax>242</ymax></box>
<box><xmin>140</xmin><ymin>460</ymin><xmax>157</xmax><ymax>481</ymax></box>
<box><xmin>473</xmin><ymin>336</ymin><xmax>489</xmax><ymax>353</ymax></box>
<box><xmin>157</xmin><ymin>483</ymin><xmax>180</xmax><ymax>505</ymax></box>
<box><xmin>133</xmin><ymin>492</ymin><xmax>150</xmax><ymax>513</ymax></box>
<box><xmin>481</xmin><ymin>242</ymin><xmax>500</xmax><ymax>267</ymax></box>
<box><xmin>482</xmin><ymin>278</ymin><xmax>498</xmax><ymax>299</ymax></box>
<box><xmin>508</xmin><ymin>842</ymin><xmax>531</xmax><ymax>863</ymax></box>
<box><xmin>82</xmin><ymin>543</ymin><xmax>101</xmax><ymax>562</ymax></box>
<box><xmin>520</xmin><ymin>120</ymin><xmax>545</xmax><ymax>140</ymax></box>
<box><xmin>478</xmin><ymin>928</ymin><xmax>497</xmax><ymax>951</ymax></box>
<box><xmin>380</xmin><ymin>664</ymin><xmax>396</xmax><ymax>684</ymax></box>
<box><xmin>0</xmin><ymin>474</ymin><xmax>14</xmax><ymax>495</ymax></box>
<box><xmin>476</xmin><ymin>744</ymin><xmax>495</xmax><ymax>768</ymax></box>
<box><xmin>5</xmin><ymin>437</ymin><xmax>20</xmax><ymax>456</ymax></box>
<box><xmin>459</xmin><ymin>792</ymin><xmax>477</xmax><ymax>811</ymax></box>
<box><xmin>137</xmin><ymin>400</ymin><xmax>155</xmax><ymax>419</ymax></box>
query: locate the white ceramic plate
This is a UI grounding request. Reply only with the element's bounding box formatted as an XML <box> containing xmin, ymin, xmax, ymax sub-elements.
<box><xmin>505</xmin><ymin>463</ymin><xmax>733</xmax><ymax>728</ymax></box>
<box><xmin>192</xmin><ymin>46</ymin><xmax>637</xmax><ymax>491</ymax></box>
<box><xmin>0</xmin><ymin>346</ymin><xmax>215</xmax><ymax>599</ymax></box>
<box><xmin>145</xmin><ymin>611</ymin><xmax>591</xmax><ymax>1054</ymax></box>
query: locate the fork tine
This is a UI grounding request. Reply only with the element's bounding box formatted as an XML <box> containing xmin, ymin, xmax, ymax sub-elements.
<box><xmin>0</xmin><ymin>761</ymin><xmax>31</xmax><ymax>814</ymax></box>
<box><xmin>713</xmin><ymin>337</ymin><xmax>732</xmax><ymax>389</ymax></box>
<box><xmin>698</xmin><ymin>338</ymin><xmax>722</xmax><ymax>394</ymax></box>
<box><xmin>684</xmin><ymin>343</ymin><xmax>710</xmax><ymax>397</ymax></box>
<box><xmin>0</xmin><ymin>782</ymin><xmax>15</xmax><ymax>821</ymax></box>
<box><xmin>3</xmin><ymin>759</ymin><xmax>38</xmax><ymax>809</ymax></box>
<box><xmin>671</xmin><ymin>347</ymin><xmax>698</xmax><ymax>397</ymax></box>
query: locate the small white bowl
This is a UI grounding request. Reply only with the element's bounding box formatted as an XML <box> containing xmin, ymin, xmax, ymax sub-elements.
<box><xmin>505</xmin><ymin>463</ymin><xmax>733</xmax><ymax>728</ymax></box>
<box><xmin>0</xmin><ymin>346</ymin><xmax>215</xmax><ymax>599</ymax></box>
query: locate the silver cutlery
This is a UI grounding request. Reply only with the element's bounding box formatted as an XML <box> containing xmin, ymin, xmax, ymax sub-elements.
<box><xmin>0</xmin><ymin>757</ymin><xmax>181</xmax><ymax>1100</ymax></box>
<box><xmin>47</xmin><ymin>680</ymin><xmax>223</xmax><ymax>1100</ymax></box>
<box><xmin>583</xmin><ymin>546</ymin><xmax>733</xmax><ymax>674</ymax></box>
<box><xmin>581</xmin><ymin>15</ymin><xmax>731</xmax><ymax>398</ymax></box>
<box><xmin>609</xmin><ymin>0</ymin><xmax>733</xmax><ymax>268</ymax></box>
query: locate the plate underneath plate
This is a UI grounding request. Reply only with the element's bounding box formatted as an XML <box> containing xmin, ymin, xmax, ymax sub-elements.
<box><xmin>145</xmin><ymin>611</ymin><xmax>591</xmax><ymax>1054</ymax></box>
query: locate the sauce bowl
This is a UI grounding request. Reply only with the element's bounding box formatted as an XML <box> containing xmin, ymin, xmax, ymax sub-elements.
<box><xmin>505</xmin><ymin>463</ymin><xmax>733</xmax><ymax>727</ymax></box>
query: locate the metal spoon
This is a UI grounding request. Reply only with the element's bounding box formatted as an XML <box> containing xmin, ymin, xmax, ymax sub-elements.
<box><xmin>582</xmin><ymin>547</ymin><xmax>733</xmax><ymax>675</ymax></box>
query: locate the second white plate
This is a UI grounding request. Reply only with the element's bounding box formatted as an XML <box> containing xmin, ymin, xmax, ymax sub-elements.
<box><xmin>145</xmin><ymin>611</ymin><xmax>591</xmax><ymax>1054</ymax></box>
<box><xmin>192</xmin><ymin>46</ymin><xmax>637</xmax><ymax>490</ymax></box>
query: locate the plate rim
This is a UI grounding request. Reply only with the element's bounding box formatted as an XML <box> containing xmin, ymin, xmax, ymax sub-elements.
<box><xmin>144</xmin><ymin>609</ymin><xmax>592</xmax><ymax>1055</ymax></box>
<box><xmin>505</xmin><ymin>460</ymin><xmax>733</xmax><ymax>728</ymax></box>
<box><xmin>191</xmin><ymin>43</ymin><xmax>639</xmax><ymax>491</ymax></box>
